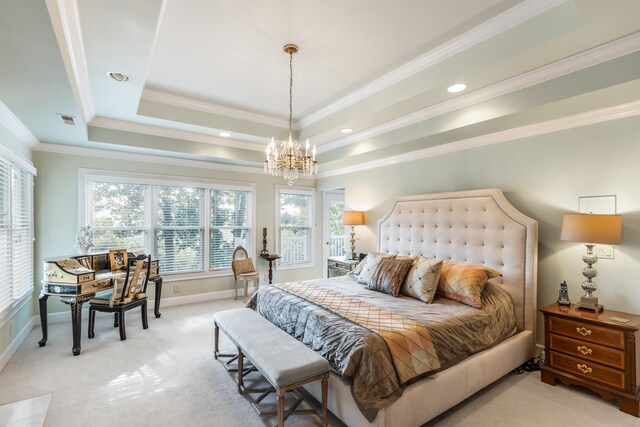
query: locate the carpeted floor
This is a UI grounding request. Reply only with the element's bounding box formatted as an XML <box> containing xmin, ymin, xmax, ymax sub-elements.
<box><xmin>0</xmin><ymin>299</ymin><xmax>637</xmax><ymax>426</ymax></box>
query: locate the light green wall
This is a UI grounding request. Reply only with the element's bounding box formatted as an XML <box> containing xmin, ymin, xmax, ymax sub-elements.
<box><xmin>317</xmin><ymin>115</ymin><xmax>640</xmax><ymax>345</ymax></box>
<box><xmin>32</xmin><ymin>151</ymin><xmax>321</xmax><ymax>315</ymax></box>
<box><xmin>0</xmin><ymin>123</ymin><xmax>33</xmax><ymax>162</ymax></box>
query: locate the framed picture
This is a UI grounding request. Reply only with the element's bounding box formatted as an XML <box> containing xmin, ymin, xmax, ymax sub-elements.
<box><xmin>109</xmin><ymin>249</ymin><xmax>128</xmax><ymax>271</ymax></box>
<box><xmin>77</xmin><ymin>256</ymin><xmax>92</xmax><ymax>270</ymax></box>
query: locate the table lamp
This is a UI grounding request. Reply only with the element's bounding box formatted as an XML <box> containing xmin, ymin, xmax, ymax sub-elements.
<box><xmin>560</xmin><ymin>213</ymin><xmax>622</xmax><ymax>311</ymax></box>
<box><xmin>342</xmin><ymin>211</ymin><xmax>364</xmax><ymax>260</ymax></box>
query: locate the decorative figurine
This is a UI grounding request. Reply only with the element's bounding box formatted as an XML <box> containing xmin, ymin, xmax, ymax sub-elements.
<box><xmin>261</xmin><ymin>227</ymin><xmax>270</xmax><ymax>256</ymax></box>
<box><xmin>557</xmin><ymin>281</ymin><xmax>571</xmax><ymax>306</ymax></box>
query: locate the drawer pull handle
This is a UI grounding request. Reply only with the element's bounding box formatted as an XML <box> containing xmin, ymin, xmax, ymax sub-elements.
<box><xmin>576</xmin><ymin>327</ymin><xmax>592</xmax><ymax>336</ymax></box>
<box><xmin>577</xmin><ymin>345</ymin><xmax>592</xmax><ymax>355</ymax></box>
<box><xmin>576</xmin><ymin>363</ymin><xmax>592</xmax><ymax>374</ymax></box>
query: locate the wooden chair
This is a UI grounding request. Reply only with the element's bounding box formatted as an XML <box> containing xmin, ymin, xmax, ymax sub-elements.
<box><xmin>88</xmin><ymin>254</ymin><xmax>151</xmax><ymax>341</ymax></box>
<box><xmin>231</xmin><ymin>246</ymin><xmax>259</xmax><ymax>302</ymax></box>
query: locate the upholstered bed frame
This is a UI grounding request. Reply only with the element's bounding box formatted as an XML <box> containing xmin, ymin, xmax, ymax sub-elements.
<box><xmin>304</xmin><ymin>188</ymin><xmax>538</xmax><ymax>426</ymax></box>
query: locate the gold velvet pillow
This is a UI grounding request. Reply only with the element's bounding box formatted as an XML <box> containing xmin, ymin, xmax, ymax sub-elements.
<box><xmin>233</xmin><ymin>258</ymin><xmax>255</xmax><ymax>275</ymax></box>
<box><xmin>368</xmin><ymin>258</ymin><xmax>415</xmax><ymax>296</ymax></box>
<box><xmin>400</xmin><ymin>257</ymin><xmax>443</xmax><ymax>303</ymax></box>
<box><xmin>437</xmin><ymin>260</ymin><xmax>501</xmax><ymax>308</ymax></box>
<box><xmin>356</xmin><ymin>252</ymin><xmax>396</xmax><ymax>285</ymax></box>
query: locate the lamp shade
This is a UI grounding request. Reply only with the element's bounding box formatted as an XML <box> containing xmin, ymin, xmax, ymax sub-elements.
<box><xmin>560</xmin><ymin>213</ymin><xmax>622</xmax><ymax>245</ymax></box>
<box><xmin>342</xmin><ymin>211</ymin><xmax>364</xmax><ymax>226</ymax></box>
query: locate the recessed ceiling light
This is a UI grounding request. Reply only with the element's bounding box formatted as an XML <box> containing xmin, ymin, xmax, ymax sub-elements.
<box><xmin>107</xmin><ymin>71</ymin><xmax>129</xmax><ymax>82</ymax></box>
<box><xmin>447</xmin><ymin>83</ymin><xmax>467</xmax><ymax>93</ymax></box>
<box><xmin>218</xmin><ymin>132</ymin><xmax>231</xmax><ymax>137</ymax></box>
<box><xmin>340</xmin><ymin>128</ymin><xmax>353</xmax><ymax>134</ymax></box>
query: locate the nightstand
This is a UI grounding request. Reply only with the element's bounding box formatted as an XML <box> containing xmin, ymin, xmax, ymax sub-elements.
<box><xmin>540</xmin><ymin>303</ymin><xmax>640</xmax><ymax>417</ymax></box>
<box><xmin>327</xmin><ymin>256</ymin><xmax>359</xmax><ymax>278</ymax></box>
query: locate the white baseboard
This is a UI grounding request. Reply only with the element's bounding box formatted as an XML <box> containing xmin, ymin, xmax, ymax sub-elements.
<box><xmin>0</xmin><ymin>316</ymin><xmax>35</xmax><ymax>373</ymax></box>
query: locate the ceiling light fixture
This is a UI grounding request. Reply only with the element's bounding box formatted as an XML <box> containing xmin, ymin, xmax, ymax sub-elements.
<box><xmin>107</xmin><ymin>71</ymin><xmax>130</xmax><ymax>82</ymax></box>
<box><xmin>265</xmin><ymin>44</ymin><xmax>317</xmax><ymax>185</ymax></box>
<box><xmin>447</xmin><ymin>83</ymin><xmax>467</xmax><ymax>93</ymax></box>
<box><xmin>219</xmin><ymin>132</ymin><xmax>231</xmax><ymax>137</ymax></box>
<box><xmin>340</xmin><ymin>128</ymin><xmax>353</xmax><ymax>134</ymax></box>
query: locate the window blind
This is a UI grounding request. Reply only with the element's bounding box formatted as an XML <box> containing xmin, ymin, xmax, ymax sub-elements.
<box><xmin>83</xmin><ymin>172</ymin><xmax>254</xmax><ymax>276</ymax></box>
<box><xmin>278</xmin><ymin>190</ymin><xmax>313</xmax><ymax>265</ymax></box>
<box><xmin>155</xmin><ymin>186</ymin><xmax>204</xmax><ymax>273</ymax></box>
<box><xmin>210</xmin><ymin>189</ymin><xmax>251</xmax><ymax>270</ymax></box>
<box><xmin>0</xmin><ymin>157</ymin><xmax>34</xmax><ymax>314</ymax></box>
<box><xmin>88</xmin><ymin>181</ymin><xmax>148</xmax><ymax>252</ymax></box>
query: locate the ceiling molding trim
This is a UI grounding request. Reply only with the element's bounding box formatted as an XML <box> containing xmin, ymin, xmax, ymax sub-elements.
<box><xmin>34</xmin><ymin>141</ymin><xmax>271</xmax><ymax>176</ymax></box>
<box><xmin>90</xmin><ymin>117</ymin><xmax>266</xmax><ymax>152</ymax></box>
<box><xmin>45</xmin><ymin>0</ymin><xmax>95</xmax><ymax>123</ymax></box>
<box><xmin>0</xmin><ymin>100</ymin><xmax>40</xmax><ymax>148</ymax></box>
<box><xmin>317</xmin><ymin>100</ymin><xmax>640</xmax><ymax>179</ymax></box>
<box><xmin>317</xmin><ymin>31</ymin><xmax>640</xmax><ymax>153</ymax></box>
<box><xmin>141</xmin><ymin>89</ymin><xmax>290</xmax><ymax>130</ymax></box>
<box><xmin>298</xmin><ymin>0</ymin><xmax>567</xmax><ymax>129</ymax></box>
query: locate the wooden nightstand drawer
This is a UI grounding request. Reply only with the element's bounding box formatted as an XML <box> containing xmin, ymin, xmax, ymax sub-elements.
<box><xmin>549</xmin><ymin>334</ymin><xmax>625</xmax><ymax>369</ymax></box>
<box><xmin>549</xmin><ymin>316</ymin><xmax>625</xmax><ymax>349</ymax></box>
<box><xmin>549</xmin><ymin>351</ymin><xmax>625</xmax><ymax>390</ymax></box>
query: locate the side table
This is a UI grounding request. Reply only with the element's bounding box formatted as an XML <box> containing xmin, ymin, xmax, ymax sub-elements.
<box><xmin>260</xmin><ymin>253</ymin><xmax>281</xmax><ymax>284</ymax></box>
<box><xmin>540</xmin><ymin>303</ymin><xmax>640</xmax><ymax>417</ymax></box>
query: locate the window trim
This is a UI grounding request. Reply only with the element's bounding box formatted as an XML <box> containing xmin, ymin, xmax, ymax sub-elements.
<box><xmin>275</xmin><ymin>185</ymin><xmax>315</xmax><ymax>270</ymax></box>
<box><xmin>79</xmin><ymin>169</ymin><xmax>256</xmax><ymax>279</ymax></box>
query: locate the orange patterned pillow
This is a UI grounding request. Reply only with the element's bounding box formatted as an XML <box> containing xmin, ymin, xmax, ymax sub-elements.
<box><xmin>437</xmin><ymin>260</ymin><xmax>501</xmax><ymax>308</ymax></box>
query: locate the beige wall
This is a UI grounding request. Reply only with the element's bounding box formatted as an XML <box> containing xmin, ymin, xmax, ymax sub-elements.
<box><xmin>32</xmin><ymin>151</ymin><xmax>321</xmax><ymax>315</ymax></box>
<box><xmin>317</xmin><ymin>115</ymin><xmax>640</xmax><ymax>345</ymax></box>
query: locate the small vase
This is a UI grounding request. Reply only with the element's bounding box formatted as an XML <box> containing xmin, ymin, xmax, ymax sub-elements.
<box><xmin>78</xmin><ymin>246</ymin><xmax>91</xmax><ymax>255</ymax></box>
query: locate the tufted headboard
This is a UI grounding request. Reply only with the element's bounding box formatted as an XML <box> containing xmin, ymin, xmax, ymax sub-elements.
<box><xmin>378</xmin><ymin>189</ymin><xmax>538</xmax><ymax>336</ymax></box>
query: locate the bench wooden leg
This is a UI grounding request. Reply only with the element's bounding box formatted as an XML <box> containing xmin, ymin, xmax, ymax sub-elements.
<box><xmin>321</xmin><ymin>372</ymin><xmax>329</xmax><ymax>427</ymax></box>
<box><xmin>237</xmin><ymin>347</ymin><xmax>244</xmax><ymax>394</ymax></box>
<box><xmin>277</xmin><ymin>387</ymin><xmax>285</xmax><ymax>427</ymax></box>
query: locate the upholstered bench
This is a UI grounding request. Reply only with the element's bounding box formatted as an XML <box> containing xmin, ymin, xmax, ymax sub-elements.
<box><xmin>214</xmin><ymin>308</ymin><xmax>330</xmax><ymax>427</ymax></box>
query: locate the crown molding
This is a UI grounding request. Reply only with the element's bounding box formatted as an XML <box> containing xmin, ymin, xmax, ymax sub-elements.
<box><xmin>45</xmin><ymin>0</ymin><xmax>94</xmax><ymax>123</ymax></box>
<box><xmin>141</xmin><ymin>89</ymin><xmax>290</xmax><ymax>130</ymax></box>
<box><xmin>90</xmin><ymin>117</ymin><xmax>266</xmax><ymax>152</ymax></box>
<box><xmin>0</xmin><ymin>100</ymin><xmax>39</xmax><ymax>148</ymax></box>
<box><xmin>299</xmin><ymin>0</ymin><xmax>567</xmax><ymax>129</ymax></box>
<box><xmin>316</xmin><ymin>31</ymin><xmax>640</xmax><ymax>153</ymax></box>
<box><xmin>317</xmin><ymin>100</ymin><xmax>640</xmax><ymax>179</ymax></box>
<box><xmin>34</xmin><ymin>141</ymin><xmax>270</xmax><ymax>176</ymax></box>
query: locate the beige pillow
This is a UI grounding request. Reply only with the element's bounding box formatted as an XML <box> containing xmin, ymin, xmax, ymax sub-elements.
<box><xmin>368</xmin><ymin>258</ymin><xmax>415</xmax><ymax>296</ymax></box>
<box><xmin>437</xmin><ymin>260</ymin><xmax>501</xmax><ymax>308</ymax></box>
<box><xmin>400</xmin><ymin>257</ymin><xmax>443</xmax><ymax>303</ymax></box>
<box><xmin>356</xmin><ymin>252</ymin><xmax>396</xmax><ymax>286</ymax></box>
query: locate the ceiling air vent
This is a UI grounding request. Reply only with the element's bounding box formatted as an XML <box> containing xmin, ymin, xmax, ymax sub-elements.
<box><xmin>57</xmin><ymin>113</ymin><xmax>76</xmax><ymax>126</ymax></box>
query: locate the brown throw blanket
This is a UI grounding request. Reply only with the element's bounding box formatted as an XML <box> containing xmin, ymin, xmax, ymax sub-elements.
<box><xmin>275</xmin><ymin>281</ymin><xmax>441</xmax><ymax>384</ymax></box>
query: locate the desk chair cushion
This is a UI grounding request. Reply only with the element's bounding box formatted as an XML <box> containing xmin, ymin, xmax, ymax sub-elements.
<box><xmin>238</xmin><ymin>272</ymin><xmax>259</xmax><ymax>279</ymax></box>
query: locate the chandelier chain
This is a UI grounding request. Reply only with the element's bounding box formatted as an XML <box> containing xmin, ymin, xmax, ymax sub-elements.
<box><xmin>289</xmin><ymin>50</ymin><xmax>293</xmax><ymax>137</ymax></box>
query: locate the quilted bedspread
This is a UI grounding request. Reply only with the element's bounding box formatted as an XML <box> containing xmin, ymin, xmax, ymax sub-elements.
<box><xmin>246</xmin><ymin>275</ymin><xmax>516</xmax><ymax>421</ymax></box>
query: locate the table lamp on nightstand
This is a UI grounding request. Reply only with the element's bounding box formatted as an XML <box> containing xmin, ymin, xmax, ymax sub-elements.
<box><xmin>560</xmin><ymin>213</ymin><xmax>622</xmax><ymax>311</ymax></box>
<box><xmin>342</xmin><ymin>211</ymin><xmax>364</xmax><ymax>261</ymax></box>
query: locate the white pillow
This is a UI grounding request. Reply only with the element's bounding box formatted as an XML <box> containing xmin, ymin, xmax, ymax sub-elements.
<box><xmin>356</xmin><ymin>252</ymin><xmax>396</xmax><ymax>286</ymax></box>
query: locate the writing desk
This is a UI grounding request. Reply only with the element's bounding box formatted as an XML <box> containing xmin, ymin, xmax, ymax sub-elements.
<box><xmin>38</xmin><ymin>252</ymin><xmax>162</xmax><ymax>356</ymax></box>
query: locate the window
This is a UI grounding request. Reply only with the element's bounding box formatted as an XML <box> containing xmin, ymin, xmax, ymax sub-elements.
<box><xmin>0</xmin><ymin>157</ymin><xmax>34</xmax><ymax>315</ymax></box>
<box><xmin>81</xmin><ymin>170</ymin><xmax>254</xmax><ymax>277</ymax></box>
<box><xmin>276</xmin><ymin>186</ymin><xmax>314</xmax><ymax>268</ymax></box>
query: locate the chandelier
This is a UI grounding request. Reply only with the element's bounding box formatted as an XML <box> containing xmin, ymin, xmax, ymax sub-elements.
<box><xmin>264</xmin><ymin>44</ymin><xmax>317</xmax><ymax>185</ymax></box>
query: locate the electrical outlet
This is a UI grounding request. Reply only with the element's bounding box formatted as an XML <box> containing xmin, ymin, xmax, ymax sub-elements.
<box><xmin>174</xmin><ymin>283</ymin><xmax>182</xmax><ymax>293</ymax></box>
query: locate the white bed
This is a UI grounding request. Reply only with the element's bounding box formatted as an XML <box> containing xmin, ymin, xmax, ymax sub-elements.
<box><xmin>303</xmin><ymin>188</ymin><xmax>538</xmax><ymax>426</ymax></box>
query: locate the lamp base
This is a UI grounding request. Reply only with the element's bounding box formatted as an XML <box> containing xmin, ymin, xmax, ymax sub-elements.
<box><xmin>576</xmin><ymin>296</ymin><xmax>603</xmax><ymax>312</ymax></box>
